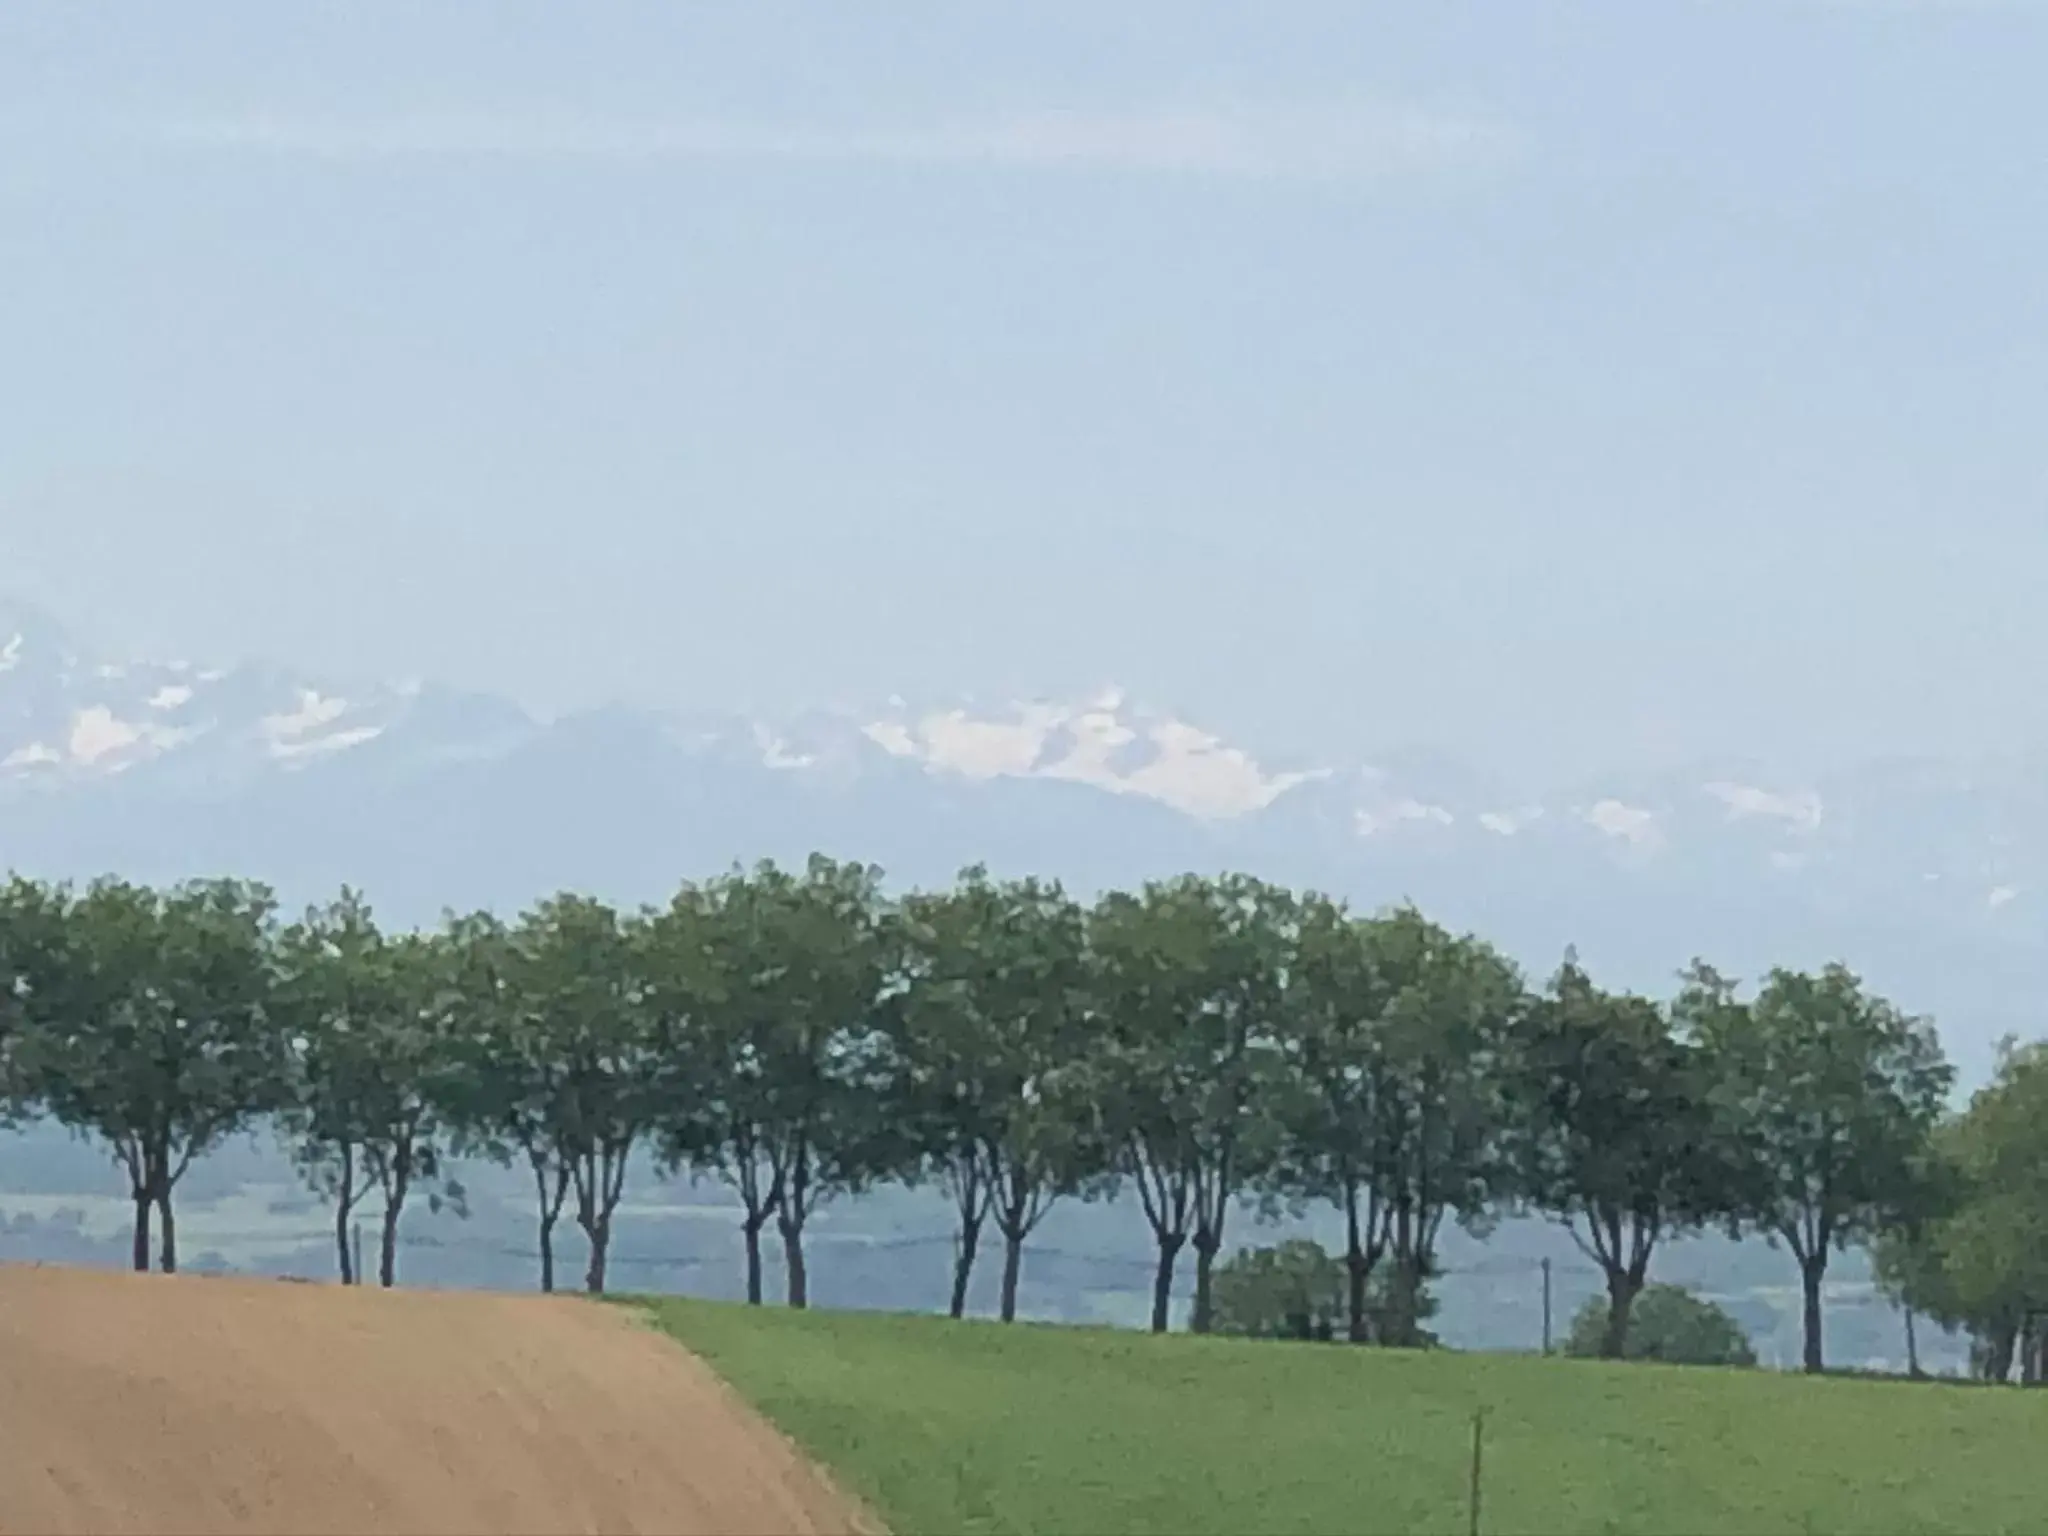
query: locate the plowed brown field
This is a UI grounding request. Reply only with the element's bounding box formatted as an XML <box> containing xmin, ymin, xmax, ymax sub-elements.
<box><xmin>0</xmin><ymin>1263</ymin><xmax>872</xmax><ymax>1536</ymax></box>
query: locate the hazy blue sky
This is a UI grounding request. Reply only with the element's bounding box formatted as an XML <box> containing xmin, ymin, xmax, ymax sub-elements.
<box><xmin>2</xmin><ymin>3</ymin><xmax>2044</xmax><ymax>778</ymax></box>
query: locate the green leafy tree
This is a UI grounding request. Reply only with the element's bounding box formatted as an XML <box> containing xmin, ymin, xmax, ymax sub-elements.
<box><xmin>435</xmin><ymin>909</ymin><xmax>575</xmax><ymax>1292</ymax></box>
<box><xmin>1879</xmin><ymin>1042</ymin><xmax>2048</xmax><ymax>1382</ymax></box>
<box><xmin>1211</xmin><ymin>1238</ymin><xmax>1439</xmax><ymax>1344</ymax></box>
<box><xmin>664</xmin><ymin>857</ymin><xmax>899</xmax><ymax>1308</ymax></box>
<box><xmin>891</xmin><ymin>867</ymin><xmax>1108</xmax><ymax>1321</ymax></box>
<box><xmin>0</xmin><ymin>875</ymin><xmax>68</xmax><ymax>1125</ymax></box>
<box><xmin>13</xmin><ymin>877</ymin><xmax>288</xmax><ymax>1273</ymax></box>
<box><xmin>1212</xmin><ymin>1238</ymin><xmax>1345</xmax><ymax>1340</ymax></box>
<box><xmin>1273</xmin><ymin>901</ymin><xmax>1502</xmax><ymax>1345</ymax></box>
<box><xmin>1270</xmin><ymin>897</ymin><xmax>1396</xmax><ymax>1343</ymax></box>
<box><xmin>1565</xmin><ymin>1282</ymin><xmax>1757</xmax><ymax>1366</ymax></box>
<box><xmin>1511</xmin><ymin>953</ymin><xmax>1734</xmax><ymax>1357</ymax></box>
<box><xmin>1373</xmin><ymin>921</ymin><xmax>1522</xmax><ymax>1347</ymax></box>
<box><xmin>274</xmin><ymin>891</ymin><xmax>469</xmax><ymax>1287</ymax></box>
<box><xmin>1681</xmin><ymin>961</ymin><xmax>1953</xmax><ymax>1373</ymax></box>
<box><xmin>1088</xmin><ymin>874</ymin><xmax>1296</xmax><ymax>1335</ymax></box>
<box><xmin>506</xmin><ymin>893</ymin><xmax>660</xmax><ymax>1295</ymax></box>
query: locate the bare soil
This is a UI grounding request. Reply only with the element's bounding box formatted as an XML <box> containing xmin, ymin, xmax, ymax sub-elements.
<box><xmin>0</xmin><ymin>1263</ymin><xmax>873</xmax><ymax>1536</ymax></box>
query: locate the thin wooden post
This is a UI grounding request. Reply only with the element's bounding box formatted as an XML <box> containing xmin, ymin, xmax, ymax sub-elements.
<box><xmin>1467</xmin><ymin>1407</ymin><xmax>1487</xmax><ymax>1536</ymax></box>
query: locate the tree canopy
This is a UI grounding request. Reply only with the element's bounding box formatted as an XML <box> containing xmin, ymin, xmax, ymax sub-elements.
<box><xmin>0</xmin><ymin>855</ymin><xmax>2013</xmax><ymax>1380</ymax></box>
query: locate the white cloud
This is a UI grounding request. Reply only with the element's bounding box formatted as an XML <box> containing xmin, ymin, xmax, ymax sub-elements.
<box><xmin>152</xmin><ymin>101</ymin><xmax>1524</xmax><ymax>183</ymax></box>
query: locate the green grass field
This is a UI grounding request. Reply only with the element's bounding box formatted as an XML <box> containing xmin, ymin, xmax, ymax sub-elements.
<box><xmin>636</xmin><ymin>1298</ymin><xmax>2048</xmax><ymax>1536</ymax></box>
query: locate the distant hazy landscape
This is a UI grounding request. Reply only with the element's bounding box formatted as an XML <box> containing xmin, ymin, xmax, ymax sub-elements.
<box><xmin>0</xmin><ymin>600</ymin><xmax>1997</xmax><ymax>1375</ymax></box>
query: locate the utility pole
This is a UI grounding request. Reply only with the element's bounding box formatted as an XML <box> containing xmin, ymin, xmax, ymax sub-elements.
<box><xmin>1540</xmin><ymin>1258</ymin><xmax>1553</xmax><ymax>1355</ymax></box>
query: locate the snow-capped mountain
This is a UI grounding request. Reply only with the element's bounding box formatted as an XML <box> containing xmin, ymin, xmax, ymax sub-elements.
<box><xmin>1</xmin><ymin>598</ymin><xmax>2041</xmax><ymax>1084</ymax></box>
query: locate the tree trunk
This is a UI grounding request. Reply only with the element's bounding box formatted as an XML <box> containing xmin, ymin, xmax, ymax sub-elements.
<box><xmin>1344</xmin><ymin>1189</ymin><xmax>1370</xmax><ymax>1344</ymax></box>
<box><xmin>335</xmin><ymin>1198</ymin><xmax>354</xmax><ymax>1286</ymax></box>
<box><xmin>780</xmin><ymin>1217</ymin><xmax>809</xmax><ymax>1309</ymax></box>
<box><xmin>1905</xmin><ymin>1305</ymin><xmax>1921</xmax><ymax>1378</ymax></box>
<box><xmin>537</xmin><ymin>1209</ymin><xmax>558</xmax><ymax>1294</ymax></box>
<box><xmin>1800</xmin><ymin>1255</ymin><xmax>1827</xmax><ymax>1374</ymax></box>
<box><xmin>948</xmin><ymin>1215</ymin><xmax>981</xmax><ymax>1321</ymax></box>
<box><xmin>1346</xmin><ymin>1252</ymin><xmax>1371</xmax><ymax>1344</ymax></box>
<box><xmin>1148</xmin><ymin>1235</ymin><xmax>1184</xmax><ymax>1335</ymax></box>
<box><xmin>130</xmin><ymin>1189</ymin><xmax>151</xmax><ymax>1274</ymax></box>
<box><xmin>584</xmin><ymin>1216</ymin><xmax>610</xmax><ymax>1296</ymax></box>
<box><xmin>1191</xmin><ymin>1238</ymin><xmax>1220</xmax><ymax>1335</ymax></box>
<box><xmin>379</xmin><ymin>1200</ymin><xmax>402</xmax><ymax>1289</ymax></box>
<box><xmin>1386</xmin><ymin>1256</ymin><xmax>1426</xmax><ymax>1348</ymax></box>
<box><xmin>1600</xmin><ymin>1271</ymin><xmax>1640</xmax><ymax>1360</ymax></box>
<box><xmin>155</xmin><ymin>1185</ymin><xmax>177</xmax><ymax>1275</ymax></box>
<box><xmin>998</xmin><ymin>1228</ymin><xmax>1025</xmax><ymax>1323</ymax></box>
<box><xmin>1982</xmin><ymin>1320</ymin><xmax>2018</xmax><ymax>1383</ymax></box>
<box><xmin>742</xmin><ymin>1214</ymin><xmax>767</xmax><ymax>1305</ymax></box>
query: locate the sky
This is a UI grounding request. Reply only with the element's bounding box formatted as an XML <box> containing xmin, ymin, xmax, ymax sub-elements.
<box><xmin>2</xmin><ymin>2</ymin><xmax>2045</xmax><ymax>781</ymax></box>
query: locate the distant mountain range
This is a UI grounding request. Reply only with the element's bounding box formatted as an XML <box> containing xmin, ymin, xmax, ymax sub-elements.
<box><xmin>3</xmin><ymin>594</ymin><xmax>2041</xmax><ymax>1083</ymax></box>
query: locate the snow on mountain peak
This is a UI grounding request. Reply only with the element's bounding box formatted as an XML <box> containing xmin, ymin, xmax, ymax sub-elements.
<box><xmin>858</xmin><ymin>691</ymin><xmax>1327</xmax><ymax>820</ymax></box>
<box><xmin>1704</xmin><ymin>780</ymin><xmax>1825</xmax><ymax>833</ymax></box>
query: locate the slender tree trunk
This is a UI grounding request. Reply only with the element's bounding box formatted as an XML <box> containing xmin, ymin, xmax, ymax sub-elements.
<box><xmin>155</xmin><ymin>1184</ymin><xmax>177</xmax><ymax>1275</ymax></box>
<box><xmin>949</xmin><ymin>1214</ymin><xmax>982</xmax><ymax>1321</ymax></box>
<box><xmin>780</xmin><ymin>1217</ymin><xmax>809</xmax><ymax>1309</ymax></box>
<box><xmin>584</xmin><ymin>1216</ymin><xmax>610</xmax><ymax>1295</ymax></box>
<box><xmin>1343</xmin><ymin>1184</ymin><xmax>1375</xmax><ymax>1343</ymax></box>
<box><xmin>379</xmin><ymin>1200</ymin><xmax>402</xmax><ymax>1289</ymax></box>
<box><xmin>130</xmin><ymin>1189</ymin><xmax>151</xmax><ymax>1274</ymax></box>
<box><xmin>1905</xmin><ymin>1305</ymin><xmax>1921</xmax><ymax>1378</ymax></box>
<box><xmin>1600</xmin><ymin>1270</ymin><xmax>1640</xmax><ymax>1360</ymax></box>
<box><xmin>1148</xmin><ymin>1234</ymin><xmax>1184</xmax><ymax>1335</ymax></box>
<box><xmin>998</xmin><ymin>1228</ymin><xmax>1025</xmax><ymax>1323</ymax></box>
<box><xmin>1191</xmin><ymin>1237</ymin><xmax>1221</xmax><ymax>1335</ymax></box>
<box><xmin>1800</xmin><ymin>1255</ymin><xmax>1828</xmax><ymax>1374</ymax></box>
<box><xmin>333</xmin><ymin>1155</ymin><xmax>354</xmax><ymax>1286</ymax></box>
<box><xmin>742</xmin><ymin>1213</ymin><xmax>767</xmax><ymax>1305</ymax></box>
<box><xmin>532</xmin><ymin>1158</ymin><xmax>567</xmax><ymax>1295</ymax></box>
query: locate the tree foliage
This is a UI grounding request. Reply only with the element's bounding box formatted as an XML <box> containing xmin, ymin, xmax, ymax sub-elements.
<box><xmin>1680</xmin><ymin>961</ymin><xmax>1952</xmax><ymax>1372</ymax></box>
<box><xmin>1210</xmin><ymin>1238</ymin><xmax>1440</xmax><ymax>1345</ymax></box>
<box><xmin>0</xmin><ymin>856</ymin><xmax>2007</xmax><ymax>1370</ymax></box>
<box><xmin>1564</xmin><ymin>1282</ymin><xmax>1757</xmax><ymax>1367</ymax></box>
<box><xmin>891</xmin><ymin>866</ymin><xmax>1106</xmax><ymax>1322</ymax></box>
<box><xmin>11</xmin><ymin>878</ymin><xmax>288</xmax><ymax>1273</ymax></box>
<box><xmin>1512</xmin><ymin>954</ymin><xmax>1734</xmax><ymax>1357</ymax></box>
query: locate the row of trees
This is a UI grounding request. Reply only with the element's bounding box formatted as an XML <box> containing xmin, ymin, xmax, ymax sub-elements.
<box><xmin>0</xmin><ymin>857</ymin><xmax>1965</xmax><ymax>1372</ymax></box>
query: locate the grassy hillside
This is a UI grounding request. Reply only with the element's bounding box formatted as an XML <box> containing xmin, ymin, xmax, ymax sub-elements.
<box><xmin>639</xmin><ymin>1298</ymin><xmax>2048</xmax><ymax>1536</ymax></box>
